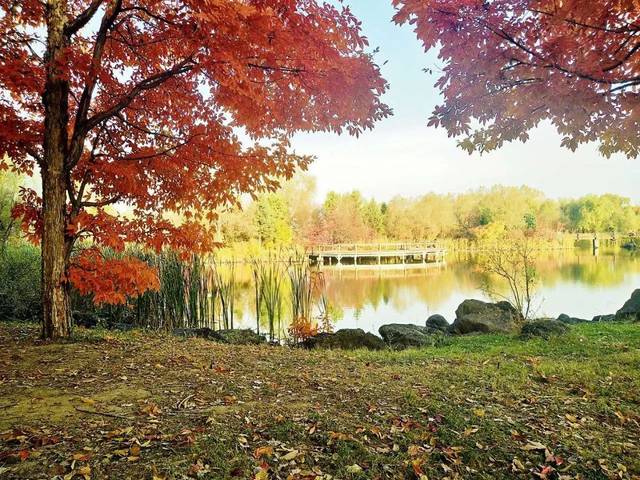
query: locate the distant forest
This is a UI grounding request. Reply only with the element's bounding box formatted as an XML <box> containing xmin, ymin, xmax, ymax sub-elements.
<box><xmin>219</xmin><ymin>175</ymin><xmax>640</xmax><ymax>245</ymax></box>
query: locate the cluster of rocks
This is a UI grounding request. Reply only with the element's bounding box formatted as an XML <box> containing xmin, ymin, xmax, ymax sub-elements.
<box><xmin>75</xmin><ymin>289</ymin><xmax>639</xmax><ymax>350</ymax></box>
<box><xmin>554</xmin><ymin>289</ymin><xmax>640</xmax><ymax>324</ymax></box>
<box><xmin>301</xmin><ymin>288</ymin><xmax>640</xmax><ymax>351</ymax></box>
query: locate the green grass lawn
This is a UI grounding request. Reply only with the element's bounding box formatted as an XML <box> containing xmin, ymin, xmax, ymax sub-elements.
<box><xmin>0</xmin><ymin>321</ymin><xmax>639</xmax><ymax>479</ymax></box>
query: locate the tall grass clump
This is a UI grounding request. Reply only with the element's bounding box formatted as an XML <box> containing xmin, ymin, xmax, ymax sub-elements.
<box><xmin>214</xmin><ymin>259</ymin><xmax>236</xmax><ymax>330</ymax></box>
<box><xmin>255</xmin><ymin>255</ymin><xmax>284</xmax><ymax>342</ymax></box>
<box><xmin>130</xmin><ymin>251</ymin><xmax>221</xmax><ymax>330</ymax></box>
<box><xmin>288</xmin><ymin>253</ymin><xmax>313</xmax><ymax>323</ymax></box>
<box><xmin>252</xmin><ymin>261</ymin><xmax>263</xmax><ymax>335</ymax></box>
<box><xmin>0</xmin><ymin>243</ymin><xmax>41</xmax><ymax>321</ymax></box>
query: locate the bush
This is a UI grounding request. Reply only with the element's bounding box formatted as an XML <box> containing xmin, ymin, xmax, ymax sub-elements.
<box><xmin>0</xmin><ymin>243</ymin><xmax>41</xmax><ymax>321</ymax></box>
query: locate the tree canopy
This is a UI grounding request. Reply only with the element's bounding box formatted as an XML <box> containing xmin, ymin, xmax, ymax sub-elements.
<box><xmin>0</xmin><ymin>0</ymin><xmax>390</xmax><ymax>336</ymax></box>
<box><xmin>393</xmin><ymin>0</ymin><xmax>640</xmax><ymax>157</ymax></box>
<box><xmin>220</xmin><ymin>179</ymin><xmax>640</xmax><ymax>245</ymax></box>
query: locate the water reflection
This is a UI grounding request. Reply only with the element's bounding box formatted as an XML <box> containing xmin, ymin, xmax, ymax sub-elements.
<box><xmin>232</xmin><ymin>248</ymin><xmax>639</xmax><ymax>334</ymax></box>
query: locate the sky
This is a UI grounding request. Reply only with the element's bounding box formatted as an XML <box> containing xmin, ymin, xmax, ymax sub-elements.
<box><xmin>290</xmin><ymin>1</ymin><xmax>640</xmax><ymax>203</ymax></box>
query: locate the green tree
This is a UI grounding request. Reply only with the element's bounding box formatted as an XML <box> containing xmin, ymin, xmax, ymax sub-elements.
<box><xmin>362</xmin><ymin>199</ymin><xmax>385</xmax><ymax>237</ymax></box>
<box><xmin>0</xmin><ymin>168</ymin><xmax>20</xmax><ymax>250</ymax></box>
<box><xmin>254</xmin><ymin>194</ymin><xmax>293</xmax><ymax>246</ymax></box>
<box><xmin>523</xmin><ymin>213</ymin><xmax>537</xmax><ymax>231</ymax></box>
<box><xmin>561</xmin><ymin>195</ymin><xmax>639</xmax><ymax>234</ymax></box>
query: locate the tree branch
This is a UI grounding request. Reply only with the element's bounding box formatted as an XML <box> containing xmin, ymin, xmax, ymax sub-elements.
<box><xmin>80</xmin><ymin>194</ymin><xmax>122</xmax><ymax>208</ymax></box>
<box><xmin>81</xmin><ymin>57</ymin><xmax>195</xmax><ymax>137</ymax></box>
<box><xmin>69</xmin><ymin>0</ymin><xmax>123</xmax><ymax>169</ymax></box>
<box><xmin>65</xmin><ymin>0</ymin><xmax>106</xmax><ymax>37</ymax></box>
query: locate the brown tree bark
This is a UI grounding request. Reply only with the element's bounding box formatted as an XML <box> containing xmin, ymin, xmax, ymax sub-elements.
<box><xmin>41</xmin><ymin>0</ymin><xmax>71</xmax><ymax>339</ymax></box>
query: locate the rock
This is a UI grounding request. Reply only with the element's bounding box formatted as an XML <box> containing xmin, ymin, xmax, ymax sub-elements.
<box><xmin>72</xmin><ymin>310</ymin><xmax>101</xmax><ymax>328</ymax></box>
<box><xmin>616</xmin><ymin>289</ymin><xmax>640</xmax><ymax>321</ymax></box>
<box><xmin>449</xmin><ymin>299</ymin><xmax>521</xmax><ymax>335</ymax></box>
<box><xmin>209</xmin><ymin>329</ymin><xmax>266</xmax><ymax>345</ymax></box>
<box><xmin>425</xmin><ymin>314</ymin><xmax>449</xmax><ymax>332</ymax></box>
<box><xmin>557</xmin><ymin>313</ymin><xmax>589</xmax><ymax>324</ymax></box>
<box><xmin>592</xmin><ymin>314</ymin><xmax>616</xmax><ymax>322</ymax></box>
<box><xmin>379</xmin><ymin>323</ymin><xmax>445</xmax><ymax>350</ymax></box>
<box><xmin>172</xmin><ymin>327</ymin><xmax>216</xmax><ymax>339</ymax></box>
<box><xmin>520</xmin><ymin>319</ymin><xmax>570</xmax><ymax>340</ymax></box>
<box><xmin>303</xmin><ymin>329</ymin><xmax>385</xmax><ymax>350</ymax></box>
<box><xmin>172</xmin><ymin>328</ymin><xmax>200</xmax><ymax>337</ymax></box>
<box><xmin>172</xmin><ymin>328</ymin><xmax>266</xmax><ymax>344</ymax></box>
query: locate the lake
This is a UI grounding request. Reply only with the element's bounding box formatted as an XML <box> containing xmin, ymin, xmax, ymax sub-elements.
<box><xmin>231</xmin><ymin>247</ymin><xmax>640</xmax><ymax>334</ymax></box>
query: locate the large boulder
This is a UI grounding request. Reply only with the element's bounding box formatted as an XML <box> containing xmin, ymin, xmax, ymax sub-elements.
<box><xmin>592</xmin><ymin>314</ymin><xmax>616</xmax><ymax>322</ymax></box>
<box><xmin>449</xmin><ymin>299</ymin><xmax>521</xmax><ymax>335</ymax></box>
<box><xmin>557</xmin><ymin>313</ymin><xmax>589</xmax><ymax>324</ymax></box>
<box><xmin>303</xmin><ymin>329</ymin><xmax>385</xmax><ymax>350</ymax></box>
<box><xmin>210</xmin><ymin>329</ymin><xmax>266</xmax><ymax>345</ymax></box>
<box><xmin>520</xmin><ymin>319</ymin><xmax>569</xmax><ymax>340</ymax></box>
<box><xmin>379</xmin><ymin>323</ymin><xmax>444</xmax><ymax>350</ymax></box>
<box><xmin>616</xmin><ymin>289</ymin><xmax>640</xmax><ymax>322</ymax></box>
<box><xmin>425</xmin><ymin>314</ymin><xmax>449</xmax><ymax>332</ymax></box>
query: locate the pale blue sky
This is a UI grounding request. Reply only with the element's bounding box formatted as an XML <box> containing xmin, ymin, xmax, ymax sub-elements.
<box><xmin>291</xmin><ymin>1</ymin><xmax>640</xmax><ymax>203</ymax></box>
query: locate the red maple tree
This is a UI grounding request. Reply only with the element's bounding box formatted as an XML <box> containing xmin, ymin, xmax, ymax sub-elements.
<box><xmin>1</xmin><ymin>0</ymin><xmax>390</xmax><ymax>338</ymax></box>
<box><xmin>393</xmin><ymin>0</ymin><xmax>640</xmax><ymax>158</ymax></box>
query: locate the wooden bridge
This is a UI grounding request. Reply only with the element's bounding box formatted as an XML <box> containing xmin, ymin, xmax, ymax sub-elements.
<box><xmin>308</xmin><ymin>242</ymin><xmax>446</xmax><ymax>268</ymax></box>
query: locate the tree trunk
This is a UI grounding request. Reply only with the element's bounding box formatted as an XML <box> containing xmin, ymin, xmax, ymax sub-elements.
<box><xmin>41</xmin><ymin>0</ymin><xmax>71</xmax><ymax>339</ymax></box>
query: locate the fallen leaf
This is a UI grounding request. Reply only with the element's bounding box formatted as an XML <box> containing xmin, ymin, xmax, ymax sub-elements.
<box><xmin>280</xmin><ymin>450</ymin><xmax>298</xmax><ymax>462</ymax></box>
<box><xmin>254</xmin><ymin>446</ymin><xmax>274</xmax><ymax>459</ymax></box>
<box><xmin>254</xmin><ymin>468</ymin><xmax>269</xmax><ymax>480</ymax></box>
<box><xmin>522</xmin><ymin>441</ymin><xmax>548</xmax><ymax>451</ymax></box>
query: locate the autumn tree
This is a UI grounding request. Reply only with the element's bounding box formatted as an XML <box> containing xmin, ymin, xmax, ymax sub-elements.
<box><xmin>317</xmin><ymin>191</ymin><xmax>374</xmax><ymax>243</ymax></box>
<box><xmin>479</xmin><ymin>235</ymin><xmax>538</xmax><ymax>320</ymax></box>
<box><xmin>0</xmin><ymin>0</ymin><xmax>390</xmax><ymax>338</ymax></box>
<box><xmin>393</xmin><ymin>0</ymin><xmax>640</xmax><ymax>158</ymax></box>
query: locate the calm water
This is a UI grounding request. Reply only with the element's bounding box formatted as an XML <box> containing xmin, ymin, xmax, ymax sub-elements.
<box><xmin>232</xmin><ymin>247</ymin><xmax>640</xmax><ymax>334</ymax></box>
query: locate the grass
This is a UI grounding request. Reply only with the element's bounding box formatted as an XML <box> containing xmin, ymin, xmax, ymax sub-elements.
<box><xmin>0</xmin><ymin>321</ymin><xmax>639</xmax><ymax>479</ymax></box>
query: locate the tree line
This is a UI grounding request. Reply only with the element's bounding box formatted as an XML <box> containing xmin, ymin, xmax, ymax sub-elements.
<box><xmin>219</xmin><ymin>176</ymin><xmax>640</xmax><ymax>246</ymax></box>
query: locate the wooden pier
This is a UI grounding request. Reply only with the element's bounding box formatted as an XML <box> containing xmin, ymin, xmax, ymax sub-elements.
<box><xmin>308</xmin><ymin>242</ymin><xmax>446</xmax><ymax>268</ymax></box>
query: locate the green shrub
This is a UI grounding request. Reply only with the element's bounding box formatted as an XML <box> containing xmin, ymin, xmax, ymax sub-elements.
<box><xmin>0</xmin><ymin>243</ymin><xmax>41</xmax><ymax>321</ymax></box>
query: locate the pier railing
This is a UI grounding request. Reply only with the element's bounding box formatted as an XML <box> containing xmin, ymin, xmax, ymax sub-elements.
<box><xmin>308</xmin><ymin>242</ymin><xmax>446</xmax><ymax>267</ymax></box>
<box><xmin>309</xmin><ymin>242</ymin><xmax>442</xmax><ymax>255</ymax></box>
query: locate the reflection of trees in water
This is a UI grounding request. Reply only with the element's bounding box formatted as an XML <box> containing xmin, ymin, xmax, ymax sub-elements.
<box><xmin>322</xmin><ymin>264</ymin><xmax>481</xmax><ymax>313</ymax></box>
<box><xmin>226</xmin><ymin>249</ymin><xmax>640</xmax><ymax>327</ymax></box>
<box><xmin>318</xmin><ymin>249</ymin><xmax>640</xmax><ymax>314</ymax></box>
<box><xmin>534</xmin><ymin>249</ymin><xmax>640</xmax><ymax>288</ymax></box>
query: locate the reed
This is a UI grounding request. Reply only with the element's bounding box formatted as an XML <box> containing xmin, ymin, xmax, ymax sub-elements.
<box><xmin>214</xmin><ymin>259</ymin><xmax>236</xmax><ymax>330</ymax></box>
<box><xmin>314</xmin><ymin>272</ymin><xmax>334</xmax><ymax>334</ymax></box>
<box><xmin>257</xmin><ymin>255</ymin><xmax>284</xmax><ymax>341</ymax></box>
<box><xmin>287</xmin><ymin>252</ymin><xmax>313</xmax><ymax>324</ymax></box>
<box><xmin>251</xmin><ymin>260</ymin><xmax>263</xmax><ymax>335</ymax></box>
<box><xmin>128</xmin><ymin>251</ymin><xmax>220</xmax><ymax>330</ymax></box>
<box><xmin>75</xmin><ymin>247</ymin><xmax>334</xmax><ymax>337</ymax></box>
